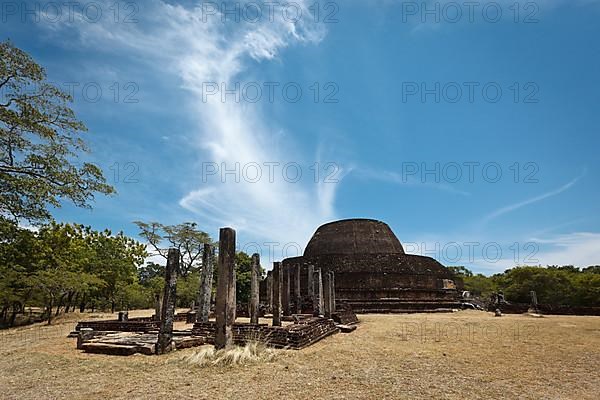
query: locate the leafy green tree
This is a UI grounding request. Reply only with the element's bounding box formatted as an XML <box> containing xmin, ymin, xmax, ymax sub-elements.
<box><xmin>34</xmin><ymin>223</ymin><xmax>105</xmax><ymax>323</ymax></box>
<box><xmin>176</xmin><ymin>271</ymin><xmax>200</xmax><ymax>308</ymax></box>
<box><xmin>458</xmin><ymin>265</ymin><xmax>600</xmax><ymax>307</ymax></box>
<box><xmin>498</xmin><ymin>266</ymin><xmax>575</xmax><ymax>305</ymax></box>
<box><xmin>0</xmin><ymin>218</ymin><xmax>38</xmax><ymax>325</ymax></box>
<box><xmin>234</xmin><ymin>252</ymin><xmax>264</xmax><ymax>305</ymax></box>
<box><xmin>448</xmin><ymin>266</ymin><xmax>473</xmax><ymax>278</ymax></box>
<box><xmin>134</xmin><ymin>221</ymin><xmax>212</xmax><ymax>276</ymax></box>
<box><xmin>138</xmin><ymin>262</ymin><xmax>165</xmax><ymax>286</ymax></box>
<box><xmin>0</xmin><ymin>40</ymin><xmax>114</xmax><ymax>222</ymax></box>
<box><xmin>84</xmin><ymin>227</ymin><xmax>147</xmax><ymax>312</ymax></box>
<box><xmin>582</xmin><ymin>265</ymin><xmax>600</xmax><ymax>274</ymax></box>
<box><xmin>463</xmin><ymin>274</ymin><xmax>497</xmax><ymax>298</ymax></box>
<box><xmin>570</xmin><ymin>272</ymin><xmax>600</xmax><ymax>306</ymax></box>
<box><xmin>1</xmin><ymin>221</ymin><xmax>148</xmax><ymax>325</ymax></box>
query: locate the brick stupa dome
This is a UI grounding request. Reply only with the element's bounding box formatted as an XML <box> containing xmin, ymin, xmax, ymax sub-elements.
<box><xmin>280</xmin><ymin>218</ymin><xmax>462</xmax><ymax>313</ymax></box>
<box><xmin>304</xmin><ymin>219</ymin><xmax>405</xmax><ymax>257</ymax></box>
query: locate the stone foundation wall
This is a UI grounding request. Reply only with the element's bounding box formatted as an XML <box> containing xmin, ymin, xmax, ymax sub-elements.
<box><xmin>76</xmin><ymin>312</ymin><xmax>192</xmax><ymax>333</ymax></box>
<box><xmin>281</xmin><ymin>253</ymin><xmax>461</xmax><ymax>312</ymax></box>
<box><xmin>76</xmin><ymin>319</ymin><xmax>159</xmax><ymax>332</ymax></box>
<box><xmin>332</xmin><ymin>303</ymin><xmax>359</xmax><ymax>325</ymax></box>
<box><xmin>192</xmin><ymin>318</ymin><xmax>339</xmax><ymax>349</ymax></box>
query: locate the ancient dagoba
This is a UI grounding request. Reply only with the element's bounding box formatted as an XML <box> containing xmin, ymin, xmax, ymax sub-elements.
<box><xmin>282</xmin><ymin>219</ymin><xmax>461</xmax><ymax>313</ymax></box>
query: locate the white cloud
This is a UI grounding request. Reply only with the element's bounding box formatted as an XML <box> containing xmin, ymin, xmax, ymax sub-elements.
<box><xmin>41</xmin><ymin>1</ymin><xmax>341</xmax><ymax>253</ymax></box>
<box><xmin>353</xmin><ymin>167</ymin><xmax>471</xmax><ymax>196</ymax></box>
<box><xmin>481</xmin><ymin>170</ymin><xmax>585</xmax><ymax>224</ymax></box>
<box><xmin>406</xmin><ymin>229</ymin><xmax>600</xmax><ymax>275</ymax></box>
<box><xmin>529</xmin><ymin>232</ymin><xmax>600</xmax><ymax>268</ymax></box>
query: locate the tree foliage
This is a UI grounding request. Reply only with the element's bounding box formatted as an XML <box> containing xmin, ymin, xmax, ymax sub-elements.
<box><xmin>0</xmin><ymin>220</ymin><xmax>147</xmax><ymax>326</ymax></box>
<box><xmin>455</xmin><ymin>265</ymin><xmax>600</xmax><ymax>306</ymax></box>
<box><xmin>134</xmin><ymin>221</ymin><xmax>212</xmax><ymax>277</ymax></box>
<box><xmin>0</xmin><ymin>40</ymin><xmax>114</xmax><ymax>222</ymax></box>
<box><xmin>234</xmin><ymin>252</ymin><xmax>264</xmax><ymax>305</ymax></box>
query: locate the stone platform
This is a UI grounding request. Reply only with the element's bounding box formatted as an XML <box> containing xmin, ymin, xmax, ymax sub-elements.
<box><xmin>76</xmin><ymin>330</ymin><xmax>204</xmax><ymax>356</ymax></box>
<box><xmin>281</xmin><ymin>219</ymin><xmax>464</xmax><ymax>314</ymax></box>
<box><xmin>74</xmin><ymin>317</ymin><xmax>341</xmax><ymax>355</ymax></box>
<box><xmin>75</xmin><ymin>318</ymin><xmax>159</xmax><ymax>333</ymax></box>
<box><xmin>192</xmin><ymin>317</ymin><xmax>339</xmax><ymax>349</ymax></box>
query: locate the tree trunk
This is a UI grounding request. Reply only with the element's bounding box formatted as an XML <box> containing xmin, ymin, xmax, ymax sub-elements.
<box><xmin>55</xmin><ymin>293</ymin><xmax>67</xmax><ymax>317</ymax></box>
<box><xmin>47</xmin><ymin>294</ymin><xmax>55</xmax><ymax>325</ymax></box>
<box><xmin>70</xmin><ymin>292</ymin><xmax>77</xmax><ymax>312</ymax></box>
<box><xmin>1</xmin><ymin>305</ymin><xmax>8</xmax><ymax>325</ymax></box>
<box><xmin>79</xmin><ymin>293</ymin><xmax>87</xmax><ymax>313</ymax></box>
<box><xmin>8</xmin><ymin>303</ymin><xmax>20</xmax><ymax>327</ymax></box>
<box><xmin>65</xmin><ymin>291</ymin><xmax>75</xmax><ymax>313</ymax></box>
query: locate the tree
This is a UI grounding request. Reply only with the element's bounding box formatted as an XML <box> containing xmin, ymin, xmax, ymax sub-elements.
<box><xmin>583</xmin><ymin>266</ymin><xmax>600</xmax><ymax>274</ymax></box>
<box><xmin>0</xmin><ymin>40</ymin><xmax>114</xmax><ymax>222</ymax></box>
<box><xmin>0</xmin><ymin>218</ymin><xmax>38</xmax><ymax>325</ymax></box>
<box><xmin>0</xmin><ymin>221</ymin><xmax>148</xmax><ymax>326</ymax></box>
<box><xmin>448</xmin><ymin>266</ymin><xmax>473</xmax><ymax>278</ymax></box>
<box><xmin>138</xmin><ymin>262</ymin><xmax>165</xmax><ymax>286</ymax></box>
<box><xmin>176</xmin><ymin>271</ymin><xmax>200</xmax><ymax>308</ymax></box>
<box><xmin>33</xmin><ymin>223</ymin><xmax>106</xmax><ymax>323</ymax></box>
<box><xmin>137</xmin><ymin>262</ymin><xmax>165</xmax><ymax>308</ymax></box>
<box><xmin>463</xmin><ymin>274</ymin><xmax>497</xmax><ymax>298</ymax></box>
<box><xmin>83</xmin><ymin>227</ymin><xmax>147</xmax><ymax>312</ymax></box>
<box><xmin>235</xmin><ymin>252</ymin><xmax>264</xmax><ymax>305</ymax></box>
<box><xmin>134</xmin><ymin>221</ymin><xmax>212</xmax><ymax>276</ymax></box>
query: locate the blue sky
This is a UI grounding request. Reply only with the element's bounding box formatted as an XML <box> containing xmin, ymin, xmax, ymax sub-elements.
<box><xmin>3</xmin><ymin>0</ymin><xmax>600</xmax><ymax>273</ymax></box>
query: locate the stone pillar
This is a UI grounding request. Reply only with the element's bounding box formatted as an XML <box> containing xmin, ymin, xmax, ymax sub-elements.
<box><xmin>197</xmin><ymin>243</ymin><xmax>214</xmax><ymax>323</ymax></box>
<box><xmin>330</xmin><ymin>271</ymin><xmax>336</xmax><ymax>313</ymax></box>
<box><xmin>312</xmin><ymin>269</ymin><xmax>323</xmax><ymax>317</ymax></box>
<box><xmin>272</xmin><ymin>262</ymin><xmax>282</xmax><ymax>326</ymax></box>
<box><xmin>266</xmin><ymin>271</ymin><xmax>273</xmax><ymax>313</ymax></box>
<box><xmin>154</xmin><ymin>294</ymin><xmax>161</xmax><ymax>321</ymax></box>
<box><xmin>530</xmin><ymin>290</ymin><xmax>538</xmax><ymax>306</ymax></box>
<box><xmin>530</xmin><ymin>290</ymin><xmax>539</xmax><ymax>312</ymax></box>
<box><xmin>118</xmin><ymin>311</ymin><xmax>128</xmax><ymax>321</ymax></box>
<box><xmin>282</xmin><ymin>264</ymin><xmax>290</xmax><ymax>316</ymax></box>
<box><xmin>215</xmin><ymin>228</ymin><xmax>236</xmax><ymax>350</ymax></box>
<box><xmin>323</xmin><ymin>270</ymin><xmax>332</xmax><ymax>318</ymax></box>
<box><xmin>156</xmin><ymin>248</ymin><xmax>179</xmax><ymax>355</ymax></box>
<box><xmin>294</xmin><ymin>264</ymin><xmax>302</xmax><ymax>314</ymax></box>
<box><xmin>250</xmin><ymin>253</ymin><xmax>260</xmax><ymax>324</ymax></box>
<box><xmin>307</xmin><ymin>264</ymin><xmax>314</xmax><ymax>308</ymax></box>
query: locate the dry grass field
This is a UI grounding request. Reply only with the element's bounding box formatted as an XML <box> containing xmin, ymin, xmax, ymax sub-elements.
<box><xmin>0</xmin><ymin>310</ymin><xmax>598</xmax><ymax>400</ymax></box>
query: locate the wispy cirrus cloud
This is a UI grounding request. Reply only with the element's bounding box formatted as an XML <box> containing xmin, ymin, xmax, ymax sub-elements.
<box><xmin>352</xmin><ymin>167</ymin><xmax>471</xmax><ymax>196</ymax></box>
<box><xmin>481</xmin><ymin>169</ymin><xmax>586</xmax><ymax>224</ymax></box>
<box><xmin>39</xmin><ymin>0</ymin><xmax>343</xmax><ymax>251</ymax></box>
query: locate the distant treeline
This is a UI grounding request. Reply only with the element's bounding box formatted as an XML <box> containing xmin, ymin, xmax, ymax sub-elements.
<box><xmin>0</xmin><ymin>219</ymin><xmax>260</xmax><ymax>328</ymax></box>
<box><xmin>449</xmin><ymin>265</ymin><xmax>600</xmax><ymax>306</ymax></box>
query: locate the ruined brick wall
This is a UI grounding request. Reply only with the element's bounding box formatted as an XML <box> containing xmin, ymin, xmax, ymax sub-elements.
<box><xmin>278</xmin><ymin>219</ymin><xmax>462</xmax><ymax>312</ymax></box>
<box><xmin>191</xmin><ymin>318</ymin><xmax>338</xmax><ymax>349</ymax></box>
<box><xmin>283</xmin><ymin>253</ymin><xmax>459</xmax><ymax>302</ymax></box>
<box><xmin>76</xmin><ymin>319</ymin><xmax>160</xmax><ymax>332</ymax></box>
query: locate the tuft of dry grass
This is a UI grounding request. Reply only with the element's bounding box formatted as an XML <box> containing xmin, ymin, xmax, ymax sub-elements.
<box><xmin>180</xmin><ymin>342</ymin><xmax>278</xmax><ymax>367</ymax></box>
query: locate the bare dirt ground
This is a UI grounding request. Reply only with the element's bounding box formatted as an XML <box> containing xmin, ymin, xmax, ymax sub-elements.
<box><xmin>1</xmin><ymin>310</ymin><xmax>598</xmax><ymax>400</ymax></box>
